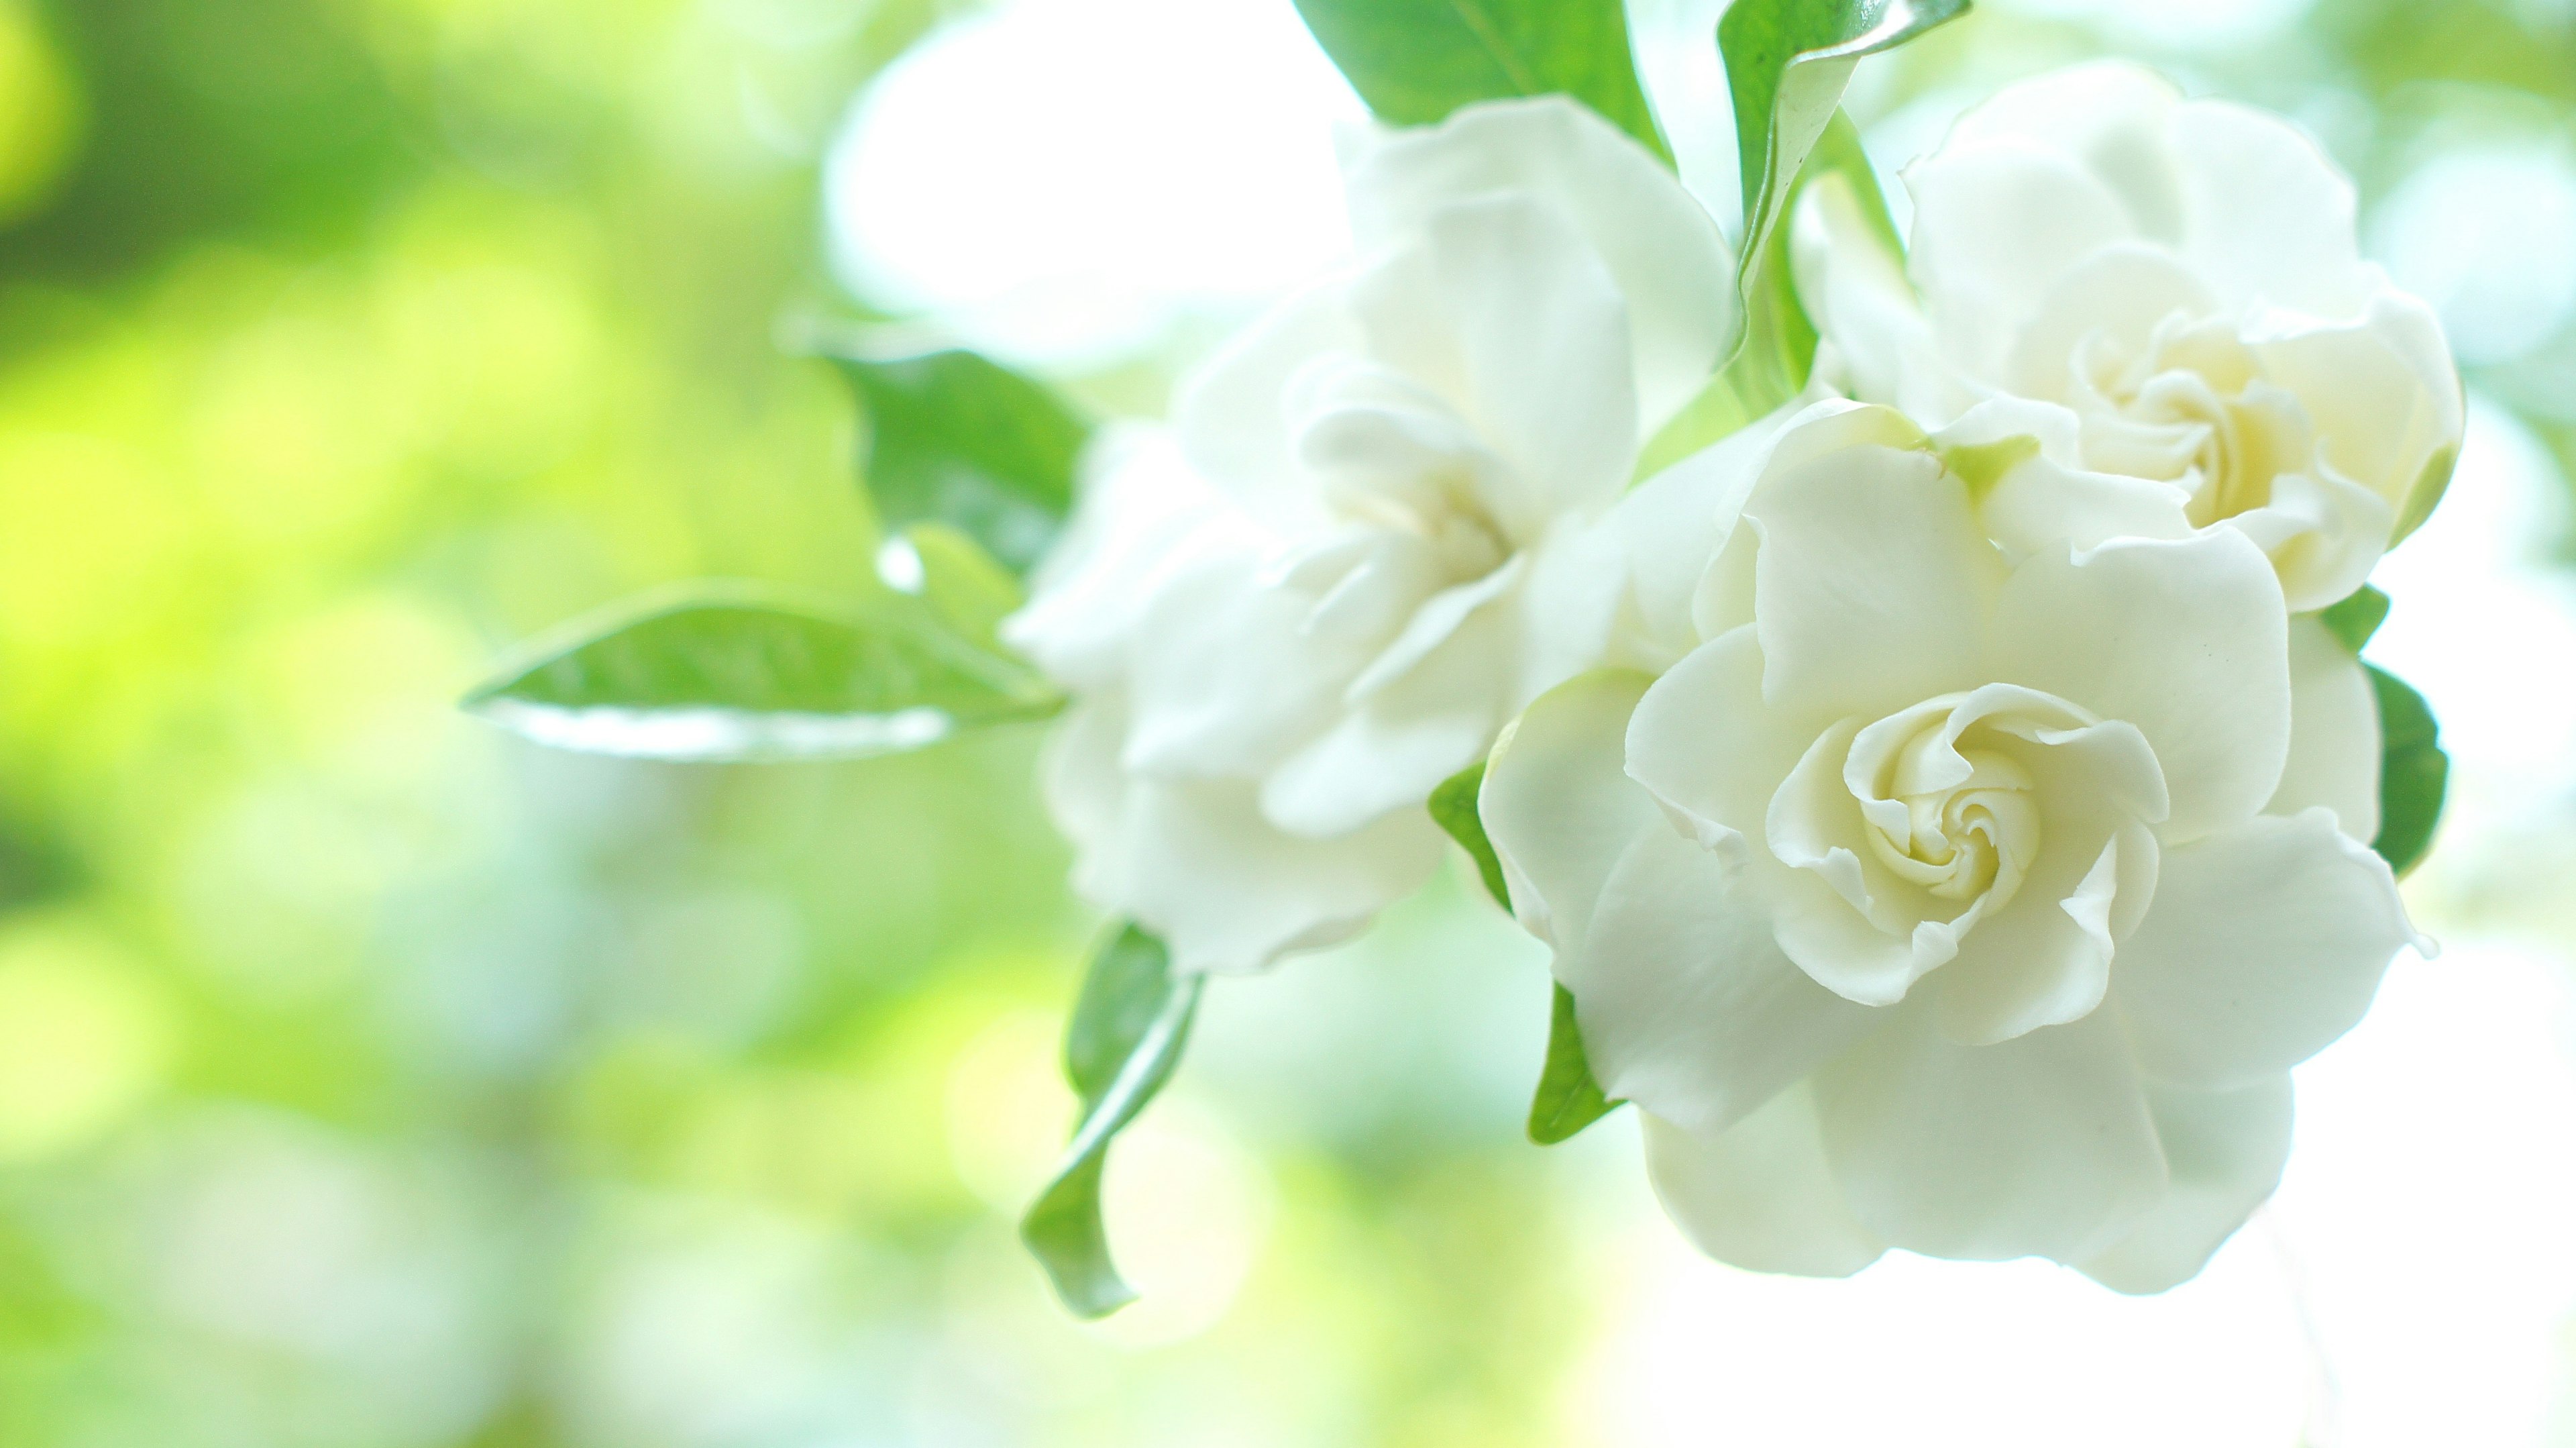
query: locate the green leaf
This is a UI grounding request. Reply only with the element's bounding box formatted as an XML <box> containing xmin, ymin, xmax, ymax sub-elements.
<box><xmin>1528</xmin><ymin>984</ymin><xmax>1622</xmax><ymax>1144</ymax></box>
<box><xmin>1721</xmin><ymin>0</ymin><xmax>1969</xmax><ymax>268</ymax></box>
<box><xmin>2391</xmin><ymin>442</ymin><xmax>2458</xmax><ymax>546</ymax></box>
<box><xmin>2367</xmin><ymin>664</ymin><xmax>2447</xmax><ymax>878</ymax></box>
<box><xmin>1023</xmin><ymin>925</ymin><xmax>1205</xmax><ymax>1318</ymax></box>
<box><xmin>1292</xmin><ymin>0</ymin><xmax>1668</xmax><ymax>159</ymax></box>
<box><xmin>833</xmin><ymin>347</ymin><xmax>1091</xmax><ymax>577</ymax></box>
<box><xmin>1428</xmin><ymin>762</ymin><xmax>1509</xmax><ymax>908</ymax></box>
<box><xmin>1719</xmin><ymin>108</ymin><xmax>1900</xmax><ymax>410</ymax></box>
<box><xmin>2319</xmin><ymin>584</ymin><xmax>2392</xmax><ymax>656</ymax></box>
<box><xmin>464</xmin><ymin>581</ymin><xmax>1061</xmax><ymax>762</ymax></box>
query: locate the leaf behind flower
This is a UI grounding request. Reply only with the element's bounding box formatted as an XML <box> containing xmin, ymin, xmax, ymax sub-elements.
<box><xmin>2367</xmin><ymin>664</ymin><xmax>2447</xmax><ymax>877</ymax></box>
<box><xmin>1292</xmin><ymin>0</ymin><xmax>1668</xmax><ymax>160</ymax></box>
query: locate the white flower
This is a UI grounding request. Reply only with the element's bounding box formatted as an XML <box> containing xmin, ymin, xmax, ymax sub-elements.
<box><xmin>1795</xmin><ymin>61</ymin><xmax>2462</xmax><ymax>611</ymax></box>
<box><xmin>1006</xmin><ymin>97</ymin><xmax>1736</xmax><ymax>974</ymax></box>
<box><xmin>1481</xmin><ymin>402</ymin><xmax>2420</xmax><ymax>1288</ymax></box>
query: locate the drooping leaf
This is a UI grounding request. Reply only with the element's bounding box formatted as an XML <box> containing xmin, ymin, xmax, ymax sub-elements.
<box><xmin>1429</xmin><ymin>762</ymin><xmax>1509</xmax><ymax>908</ymax></box>
<box><xmin>464</xmin><ymin>581</ymin><xmax>1061</xmax><ymax>762</ymax></box>
<box><xmin>1528</xmin><ymin>984</ymin><xmax>1623</xmax><ymax>1143</ymax></box>
<box><xmin>1023</xmin><ymin>925</ymin><xmax>1205</xmax><ymax>1318</ymax></box>
<box><xmin>1721</xmin><ymin>0</ymin><xmax>1969</xmax><ymax>269</ymax></box>
<box><xmin>1292</xmin><ymin>0</ymin><xmax>1668</xmax><ymax>159</ymax></box>
<box><xmin>2367</xmin><ymin>664</ymin><xmax>2447</xmax><ymax>877</ymax></box>
<box><xmin>1719</xmin><ymin>108</ymin><xmax>1900</xmax><ymax>411</ymax></box>
<box><xmin>832</xmin><ymin>347</ymin><xmax>1091</xmax><ymax>577</ymax></box>
<box><xmin>2319</xmin><ymin>584</ymin><xmax>2392</xmax><ymax>655</ymax></box>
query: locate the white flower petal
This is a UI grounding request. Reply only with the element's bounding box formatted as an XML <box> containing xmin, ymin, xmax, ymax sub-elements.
<box><xmin>1987</xmin><ymin>529</ymin><xmax>2290</xmax><ymax>841</ymax></box>
<box><xmin>1572</xmin><ymin>823</ymin><xmax>1880</xmax><ymax>1135</ymax></box>
<box><xmin>2079</xmin><ymin>1076</ymin><xmax>2294</xmax><ymax>1295</ymax></box>
<box><xmin>1940</xmin><ymin>61</ymin><xmax>2185</xmax><ymax>241</ymax></box>
<box><xmin>1815</xmin><ymin>1003</ymin><xmax>2167</xmax><ymax>1263</ymax></box>
<box><xmin>2112</xmin><ymin>807</ymin><xmax>2412</xmax><ymax>1090</ymax></box>
<box><xmin>1744</xmin><ymin>423</ymin><xmax>2000</xmax><ymax>722</ymax></box>
<box><xmin>1119</xmin><ymin>772</ymin><xmax>1446</xmax><ymax>975</ymax></box>
<box><xmin>1343</xmin><ymin>96</ymin><xmax>1735</xmax><ymax>430</ymax></box>
<box><xmin>1792</xmin><ymin>171</ymin><xmax>1964</xmax><ymax>422</ymax></box>
<box><xmin>1173</xmin><ymin>282</ymin><xmax>1360</xmax><ymax>513</ymax></box>
<box><xmin>1624</xmin><ymin>625</ymin><xmax>1812</xmax><ymax>847</ymax></box>
<box><xmin>1933</xmin><ymin>821</ymin><xmax>2157</xmax><ymax>1047</ymax></box>
<box><xmin>1480</xmin><ymin>668</ymin><xmax>1659</xmax><ymax>950</ymax></box>
<box><xmin>1904</xmin><ymin>140</ymin><xmax>2136</xmax><ymax>382</ymax></box>
<box><xmin>1421</xmin><ymin>195</ymin><xmax>1640</xmax><ymax>533</ymax></box>
<box><xmin>2171</xmin><ymin>99</ymin><xmax>2370</xmax><ymax>320</ymax></box>
<box><xmin>1644</xmin><ymin>1092</ymin><xmax>1889</xmax><ymax>1280</ymax></box>
<box><xmin>2269</xmin><ymin>615</ymin><xmax>2381</xmax><ymax>840</ymax></box>
<box><xmin>2251</xmin><ymin>291</ymin><xmax>2463</xmax><ymax>518</ymax></box>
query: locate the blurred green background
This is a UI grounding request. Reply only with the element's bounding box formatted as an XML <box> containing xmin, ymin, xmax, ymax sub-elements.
<box><xmin>4</xmin><ymin>0</ymin><xmax>2576</xmax><ymax>1443</ymax></box>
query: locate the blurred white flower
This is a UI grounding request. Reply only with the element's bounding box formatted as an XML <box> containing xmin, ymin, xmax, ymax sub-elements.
<box><xmin>1481</xmin><ymin>401</ymin><xmax>2419</xmax><ymax>1290</ymax></box>
<box><xmin>1796</xmin><ymin>61</ymin><xmax>2462</xmax><ymax>611</ymax></box>
<box><xmin>1007</xmin><ymin>97</ymin><xmax>1736</xmax><ymax>974</ymax></box>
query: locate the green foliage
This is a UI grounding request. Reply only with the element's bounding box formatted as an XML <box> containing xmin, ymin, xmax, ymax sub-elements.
<box><xmin>1429</xmin><ymin>762</ymin><xmax>1509</xmax><ymax>907</ymax></box>
<box><xmin>2367</xmin><ymin>664</ymin><xmax>2448</xmax><ymax>877</ymax></box>
<box><xmin>1291</xmin><ymin>0</ymin><xmax>1668</xmax><ymax>159</ymax></box>
<box><xmin>1721</xmin><ymin>0</ymin><xmax>1970</xmax><ymax>265</ymax></box>
<box><xmin>2320</xmin><ymin>584</ymin><xmax>2393</xmax><ymax>654</ymax></box>
<box><xmin>895</xmin><ymin>521</ymin><xmax>1026</xmax><ymax>650</ymax></box>
<box><xmin>1720</xmin><ymin>109</ymin><xmax>1893</xmax><ymax>412</ymax></box>
<box><xmin>1527</xmin><ymin>984</ymin><xmax>1622</xmax><ymax>1144</ymax></box>
<box><xmin>2392</xmin><ymin>444</ymin><xmax>2459</xmax><ymax>546</ymax></box>
<box><xmin>464</xmin><ymin>581</ymin><xmax>1061</xmax><ymax>762</ymax></box>
<box><xmin>833</xmin><ymin>348</ymin><xmax>1091</xmax><ymax>577</ymax></box>
<box><xmin>1024</xmin><ymin>925</ymin><xmax>1205</xmax><ymax>1318</ymax></box>
<box><xmin>1428</xmin><ymin>764</ymin><xmax>1623</xmax><ymax>1144</ymax></box>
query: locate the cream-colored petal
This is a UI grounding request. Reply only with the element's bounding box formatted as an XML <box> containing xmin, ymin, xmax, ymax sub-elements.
<box><xmin>2269</xmin><ymin>615</ymin><xmax>2381</xmax><ymax>840</ymax></box>
<box><xmin>1481</xmin><ymin>668</ymin><xmax>1660</xmax><ymax>949</ymax></box>
<box><xmin>1645</xmin><ymin>1092</ymin><xmax>1888</xmax><ymax>1279</ymax></box>
<box><xmin>2079</xmin><ymin>1076</ymin><xmax>2294</xmax><ymax>1294</ymax></box>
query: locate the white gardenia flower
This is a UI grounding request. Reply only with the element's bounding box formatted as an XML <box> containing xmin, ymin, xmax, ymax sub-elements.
<box><xmin>1481</xmin><ymin>402</ymin><xmax>2420</xmax><ymax>1289</ymax></box>
<box><xmin>1795</xmin><ymin>61</ymin><xmax>2462</xmax><ymax>611</ymax></box>
<box><xmin>1005</xmin><ymin>97</ymin><xmax>1737</xmax><ymax>974</ymax></box>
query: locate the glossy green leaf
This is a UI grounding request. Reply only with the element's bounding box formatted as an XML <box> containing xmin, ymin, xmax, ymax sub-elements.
<box><xmin>1429</xmin><ymin>762</ymin><xmax>1509</xmax><ymax>908</ymax></box>
<box><xmin>1721</xmin><ymin>0</ymin><xmax>1969</xmax><ymax>267</ymax></box>
<box><xmin>1528</xmin><ymin>984</ymin><xmax>1623</xmax><ymax>1144</ymax></box>
<box><xmin>885</xmin><ymin>521</ymin><xmax>1023</xmax><ymax>651</ymax></box>
<box><xmin>464</xmin><ymin>582</ymin><xmax>1061</xmax><ymax>762</ymax></box>
<box><xmin>833</xmin><ymin>347</ymin><xmax>1090</xmax><ymax>577</ymax></box>
<box><xmin>1292</xmin><ymin>0</ymin><xmax>1668</xmax><ymax>159</ymax></box>
<box><xmin>1024</xmin><ymin>925</ymin><xmax>1205</xmax><ymax>1318</ymax></box>
<box><xmin>2367</xmin><ymin>664</ymin><xmax>2447</xmax><ymax>878</ymax></box>
<box><xmin>1718</xmin><ymin>108</ymin><xmax>1892</xmax><ymax>411</ymax></box>
<box><xmin>2319</xmin><ymin>584</ymin><xmax>2392</xmax><ymax>656</ymax></box>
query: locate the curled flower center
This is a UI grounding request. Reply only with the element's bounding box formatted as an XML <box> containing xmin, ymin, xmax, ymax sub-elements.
<box><xmin>1330</xmin><ymin>467</ymin><xmax>1512</xmax><ymax>584</ymax></box>
<box><xmin>2074</xmin><ymin>313</ymin><xmax>2313</xmax><ymax>529</ymax></box>
<box><xmin>1844</xmin><ymin>696</ymin><xmax>2047</xmax><ymax>919</ymax></box>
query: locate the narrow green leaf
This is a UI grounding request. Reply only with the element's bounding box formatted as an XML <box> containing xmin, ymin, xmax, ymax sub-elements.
<box><xmin>2367</xmin><ymin>665</ymin><xmax>2447</xmax><ymax>877</ymax></box>
<box><xmin>1528</xmin><ymin>984</ymin><xmax>1623</xmax><ymax>1144</ymax></box>
<box><xmin>1721</xmin><ymin>0</ymin><xmax>1969</xmax><ymax>268</ymax></box>
<box><xmin>2318</xmin><ymin>584</ymin><xmax>2392</xmax><ymax>656</ymax></box>
<box><xmin>833</xmin><ymin>347</ymin><xmax>1090</xmax><ymax>577</ymax></box>
<box><xmin>1719</xmin><ymin>109</ymin><xmax>1897</xmax><ymax>409</ymax></box>
<box><xmin>1292</xmin><ymin>0</ymin><xmax>1668</xmax><ymax>159</ymax></box>
<box><xmin>464</xmin><ymin>581</ymin><xmax>1061</xmax><ymax>762</ymax></box>
<box><xmin>1429</xmin><ymin>762</ymin><xmax>1509</xmax><ymax>908</ymax></box>
<box><xmin>2391</xmin><ymin>442</ymin><xmax>2458</xmax><ymax>546</ymax></box>
<box><xmin>1024</xmin><ymin>925</ymin><xmax>1205</xmax><ymax>1318</ymax></box>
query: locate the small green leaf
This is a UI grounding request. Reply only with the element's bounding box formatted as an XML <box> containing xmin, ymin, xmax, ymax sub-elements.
<box><xmin>1721</xmin><ymin>0</ymin><xmax>1969</xmax><ymax>267</ymax></box>
<box><xmin>464</xmin><ymin>582</ymin><xmax>1061</xmax><ymax>762</ymax></box>
<box><xmin>1719</xmin><ymin>109</ymin><xmax>1899</xmax><ymax>409</ymax></box>
<box><xmin>833</xmin><ymin>348</ymin><xmax>1091</xmax><ymax>577</ymax></box>
<box><xmin>2318</xmin><ymin>584</ymin><xmax>2392</xmax><ymax>656</ymax></box>
<box><xmin>2390</xmin><ymin>442</ymin><xmax>2458</xmax><ymax>546</ymax></box>
<box><xmin>1528</xmin><ymin>984</ymin><xmax>1623</xmax><ymax>1144</ymax></box>
<box><xmin>2367</xmin><ymin>665</ymin><xmax>2447</xmax><ymax>878</ymax></box>
<box><xmin>1429</xmin><ymin>762</ymin><xmax>1509</xmax><ymax>908</ymax></box>
<box><xmin>1292</xmin><ymin>0</ymin><xmax>1668</xmax><ymax>159</ymax></box>
<box><xmin>1024</xmin><ymin>925</ymin><xmax>1205</xmax><ymax>1318</ymax></box>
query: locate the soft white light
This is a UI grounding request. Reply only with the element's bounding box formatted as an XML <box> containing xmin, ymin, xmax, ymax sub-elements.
<box><xmin>824</xmin><ymin>0</ymin><xmax>1364</xmax><ymax>366</ymax></box>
